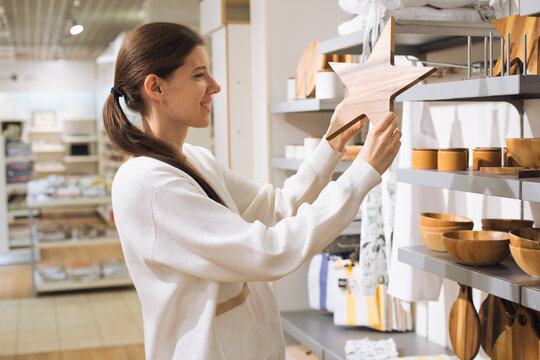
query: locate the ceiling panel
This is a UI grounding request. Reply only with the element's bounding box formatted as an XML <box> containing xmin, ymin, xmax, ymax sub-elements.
<box><xmin>0</xmin><ymin>0</ymin><xmax>145</xmax><ymax>61</ymax></box>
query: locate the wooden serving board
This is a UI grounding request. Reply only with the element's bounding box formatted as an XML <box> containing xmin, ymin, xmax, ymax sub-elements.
<box><xmin>479</xmin><ymin>167</ymin><xmax>540</xmax><ymax>178</ymax></box>
<box><xmin>491</xmin><ymin>308</ymin><xmax>540</xmax><ymax>360</ymax></box>
<box><xmin>325</xmin><ymin>16</ymin><xmax>436</xmax><ymax>140</ymax></box>
<box><xmin>492</xmin><ymin>15</ymin><xmax>540</xmax><ymax>76</ymax></box>
<box><xmin>448</xmin><ymin>284</ymin><xmax>481</xmax><ymax>360</ymax></box>
<box><xmin>478</xmin><ymin>295</ymin><xmax>513</xmax><ymax>357</ymax></box>
<box><xmin>296</xmin><ymin>41</ymin><xmax>327</xmax><ymax>99</ymax></box>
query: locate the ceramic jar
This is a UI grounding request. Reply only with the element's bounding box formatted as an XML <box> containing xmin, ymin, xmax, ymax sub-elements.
<box><xmin>412</xmin><ymin>148</ymin><xmax>438</xmax><ymax>169</ymax></box>
<box><xmin>315</xmin><ymin>70</ymin><xmax>342</xmax><ymax>99</ymax></box>
<box><xmin>472</xmin><ymin>147</ymin><xmax>501</xmax><ymax>170</ymax></box>
<box><xmin>438</xmin><ymin>148</ymin><xmax>469</xmax><ymax>171</ymax></box>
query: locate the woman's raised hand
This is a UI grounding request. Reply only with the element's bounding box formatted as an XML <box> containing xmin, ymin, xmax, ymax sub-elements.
<box><xmin>325</xmin><ymin>94</ymin><xmax>368</xmax><ymax>153</ymax></box>
<box><xmin>358</xmin><ymin>112</ymin><xmax>401</xmax><ymax>175</ymax></box>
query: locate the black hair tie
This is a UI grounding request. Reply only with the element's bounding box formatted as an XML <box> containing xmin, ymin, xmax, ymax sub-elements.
<box><xmin>110</xmin><ymin>87</ymin><xmax>124</xmax><ymax>98</ymax></box>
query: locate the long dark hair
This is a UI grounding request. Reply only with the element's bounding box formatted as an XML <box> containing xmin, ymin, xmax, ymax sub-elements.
<box><xmin>103</xmin><ymin>22</ymin><xmax>225</xmax><ymax>206</ymax></box>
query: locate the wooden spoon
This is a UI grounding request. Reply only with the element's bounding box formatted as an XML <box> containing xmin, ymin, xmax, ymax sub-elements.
<box><xmin>491</xmin><ymin>307</ymin><xmax>540</xmax><ymax>360</ymax></box>
<box><xmin>478</xmin><ymin>294</ymin><xmax>513</xmax><ymax>357</ymax></box>
<box><xmin>448</xmin><ymin>284</ymin><xmax>481</xmax><ymax>360</ymax></box>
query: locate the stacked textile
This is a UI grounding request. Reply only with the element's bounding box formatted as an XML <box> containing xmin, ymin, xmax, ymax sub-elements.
<box><xmin>308</xmin><ymin>253</ymin><xmax>413</xmax><ymax>331</ymax></box>
<box><xmin>337</xmin><ymin>0</ymin><xmax>489</xmax><ymax>38</ymax></box>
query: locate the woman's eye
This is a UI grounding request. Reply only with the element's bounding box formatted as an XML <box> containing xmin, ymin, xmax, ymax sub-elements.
<box><xmin>194</xmin><ymin>73</ymin><xmax>204</xmax><ymax>78</ymax></box>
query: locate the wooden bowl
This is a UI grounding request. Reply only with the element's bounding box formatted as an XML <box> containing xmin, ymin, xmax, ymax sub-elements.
<box><xmin>505</xmin><ymin>138</ymin><xmax>540</xmax><ymax>168</ymax></box>
<box><xmin>412</xmin><ymin>148</ymin><xmax>438</xmax><ymax>169</ymax></box>
<box><xmin>442</xmin><ymin>231</ymin><xmax>510</xmax><ymax>266</ymax></box>
<box><xmin>481</xmin><ymin>219</ymin><xmax>534</xmax><ymax>232</ymax></box>
<box><xmin>420</xmin><ymin>224</ymin><xmax>474</xmax><ymax>233</ymax></box>
<box><xmin>419</xmin><ymin>213</ymin><xmax>474</xmax><ymax>228</ymax></box>
<box><xmin>510</xmin><ymin>245</ymin><xmax>540</xmax><ymax>277</ymax></box>
<box><xmin>419</xmin><ymin>229</ymin><xmax>448</xmax><ymax>252</ymax></box>
<box><xmin>509</xmin><ymin>228</ymin><xmax>540</xmax><ymax>250</ymax></box>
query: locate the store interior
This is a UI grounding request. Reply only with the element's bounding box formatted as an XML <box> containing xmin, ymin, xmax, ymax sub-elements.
<box><xmin>1</xmin><ymin>0</ymin><xmax>540</xmax><ymax>359</ymax></box>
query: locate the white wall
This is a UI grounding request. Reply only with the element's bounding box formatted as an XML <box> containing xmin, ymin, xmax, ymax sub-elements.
<box><xmin>0</xmin><ymin>60</ymin><xmax>96</xmax><ymax>93</ymax></box>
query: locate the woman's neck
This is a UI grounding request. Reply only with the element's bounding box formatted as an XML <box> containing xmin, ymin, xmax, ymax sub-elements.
<box><xmin>142</xmin><ymin>115</ymin><xmax>188</xmax><ymax>155</ymax></box>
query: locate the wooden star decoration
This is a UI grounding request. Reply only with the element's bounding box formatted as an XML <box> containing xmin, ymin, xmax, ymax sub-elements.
<box><xmin>493</xmin><ymin>15</ymin><xmax>540</xmax><ymax>76</ymax></box>
<box><xmin>326</xmin><ymin>16</ymin><xmax>437</xmax><ymax>141</ymax></box>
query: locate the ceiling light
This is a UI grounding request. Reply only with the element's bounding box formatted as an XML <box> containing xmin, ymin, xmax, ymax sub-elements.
<box><xmin>70</xmin><ymin>23</ymin><xmax>83</xmax><ymax>35</ymax></box>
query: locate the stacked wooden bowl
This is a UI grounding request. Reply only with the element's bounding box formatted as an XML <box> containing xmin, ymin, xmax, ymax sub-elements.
<box><xmin>505</xmin><ymin>138</ymin><xmax>540</xmax><ymax>168</ymax></box>
<box><xmin>509</xmin><ymin>228</ymin><xmax>540</xmax><ymax>277</ymax></box>
<box><xmin>481</xmin><ymin>219</ymin><xmax>534</xmax><ymax>232</ymax></box>
<box><xmin>442</xmin><ymin>231</ymin><xmax>511</xmax><ymax>266</ymax></box>
<box><xmin>419</xmin><ymin>213</ymin><xmax>473</xmax><ymax>252</ymax></box>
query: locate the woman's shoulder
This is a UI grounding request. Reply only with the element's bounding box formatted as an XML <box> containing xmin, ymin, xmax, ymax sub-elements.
<box><xmin>113</xmin><ymin>156</ymin><xmax>191</xmax><ymax>193</ymax></box>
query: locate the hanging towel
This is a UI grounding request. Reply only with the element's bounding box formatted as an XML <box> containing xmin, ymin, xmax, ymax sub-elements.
<box><xmin>307</xmin><ymin>253</ymin><xmax>340</xmax><ymax>312</ymax></box>
<box><xmin>332</xmin><ymin>259</ymin><xmax>412</xmax><ymax>331</ymax></box>
<box><xmin>387</xmin><ymin>101</ymin><xmax>445</xmax><ymax>302</ymax></box>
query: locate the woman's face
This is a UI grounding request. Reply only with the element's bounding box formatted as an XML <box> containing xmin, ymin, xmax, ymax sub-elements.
<box><xmin>161</xmin><ymin>45</ymin><xmax>221</xmax><ymax>128</ymax></box>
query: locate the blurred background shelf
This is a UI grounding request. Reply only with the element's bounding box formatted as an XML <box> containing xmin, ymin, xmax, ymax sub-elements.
<box><xmin>33</xmin><ymin>272</ymin><xmax>131</xmax><ymax>293</ymax></box>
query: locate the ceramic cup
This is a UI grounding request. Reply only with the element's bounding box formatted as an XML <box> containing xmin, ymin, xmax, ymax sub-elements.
<box><xmin>438</xmin><ymin>148</ymin><xmax>468</xmax><ymax>171</ymax></box>
<box><xmin>472</xmin><ymin>147</ymin><xmax>501</xmax><ymax>170</ymax></box>
<box><xmin>315</xmin><ymin>70</ymin><xmax>342</xmax><ymax>99</ymax></box>
<box><xmin>412</xmin><ymin>148</ymin><xmax>438</xmax><ymax>169</ymax></box>
<box><xmin>287</xmin><ymin>77</ymin><xmax>296</xmax><ymax>101</ymax></box>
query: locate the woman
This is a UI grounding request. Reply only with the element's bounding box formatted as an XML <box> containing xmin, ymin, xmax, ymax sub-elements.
<box><xmin>104</xmin><ymin>22</ymin><xmax>401</xmax><ymax>360</ymax></box>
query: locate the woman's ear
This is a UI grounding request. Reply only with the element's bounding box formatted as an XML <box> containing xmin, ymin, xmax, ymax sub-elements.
<box><xmin>143</xmin><ymin>74</ymin><xmax>164</xmax><ymax>104</ymax></box>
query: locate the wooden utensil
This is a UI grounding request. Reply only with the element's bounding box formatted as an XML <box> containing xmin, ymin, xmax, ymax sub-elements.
<box><xmin>491</xmin><ymin>308</ymin><xmax>540</xmax><ymax>360</ymax></box>
<box><xmin>295</xmin><ymin>41</ymin><xmax>327</xmax><ymax>99</ymax></box>
<box><xmin>448</xmin><ymin>284</ymin><xmax>481</xmax><ymax>360</ymax></box>
<box><xmin>326</xmin><ymin>16</ymin><xmax>436</xmax><ymax>140</ymax></box>
<box><xmin>479</xmin><ymin>294</ymin><xmax>513</xmax><ymax>357</ymax></box>
<box><xmin>492</xmin><ymin>15</ymin><xmax>540</xmax><ymax>76</ymax></box>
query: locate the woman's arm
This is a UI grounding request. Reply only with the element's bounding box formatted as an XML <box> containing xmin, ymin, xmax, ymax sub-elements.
<box><xmin>211</xmin><ymin>97</ymin><xmax>370</xmax><ymax>226</ymax></box>
<box><xmin>115</xmin><ymin>155</ymin><xmax>380</xmax><ymax>283</ymax></box>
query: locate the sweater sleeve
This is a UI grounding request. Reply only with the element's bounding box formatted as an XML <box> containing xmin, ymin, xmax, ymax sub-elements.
<box><xmin>209</xmin><ymin>139</ymin><xmax>346</xmax><ymax>225</ymax></box>
<box><xmin>148</xmin><ymin>158</ymin><xmax>381</xmax><ymax>283</ymax></box>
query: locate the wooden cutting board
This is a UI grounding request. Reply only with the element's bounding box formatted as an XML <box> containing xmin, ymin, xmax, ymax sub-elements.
<box><xmin>325</xmin><ymin>16</ymin><xmax>436</xmax><ymax>140</ymax></box>
<box><xmin>295</xmin><ymin>41</ymin><xmax>327</xmax><ymax>99</ymax></box>
<box><xmin>478</xmin><ymin>295</ymin><xmax>513</xmax><ymax>357</ymax></box>
<box><xmin>491</xmin><ymin>308</ymin><xmax>540</xmax><ymax>360</ymax></box>
<box><xmin>492</xmin><ymin>15</ymin><xmax>540</xmax><ymax>76</ymax></box>
<box><xmin>479</xmin><ymin>167</ymin><xmax>540</xmax><ymax>177</ymax></box>
<box><xmin>448</xmin><ymin>284</ymin><xmax>481</xmax><ymax>360</ymax></box>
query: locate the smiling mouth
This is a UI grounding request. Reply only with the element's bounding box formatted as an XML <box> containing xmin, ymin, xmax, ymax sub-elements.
<box><xmin>200</xmin><ymin>102</ymin><xmax>211</xmax><ymax>110</ymax></box>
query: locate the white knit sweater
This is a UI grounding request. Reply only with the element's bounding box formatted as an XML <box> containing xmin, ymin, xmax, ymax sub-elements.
<box><xmin>112</xmin><ymin>139</ymin><xmax>381</xmax><ymax>360</ymax></box>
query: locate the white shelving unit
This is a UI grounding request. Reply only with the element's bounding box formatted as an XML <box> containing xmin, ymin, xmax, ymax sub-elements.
<box><xmin>33</xmin><ymin>273</ymin><xmax>131</xmax><ymax>293</ymax></box>
<box><xmin>0</xmin><ymin>135</ymin><xmax>8</xmax><ymax>253</ymax></box>
<box><xmin>27</xmin><ymin>195</ymin><xmax>130</xmax><ymax>295</ymax></box>
<box><xmin>267</xmin><ymin>13</ymin><xmax>540</xmax><ymax>356</ymax></box>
